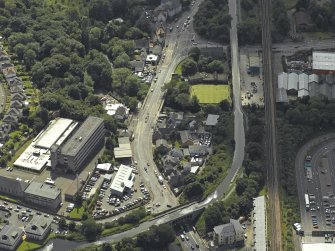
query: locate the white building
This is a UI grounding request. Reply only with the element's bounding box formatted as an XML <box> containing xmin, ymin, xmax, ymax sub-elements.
<box><xmin>288</xmin><ymin>72</ymin><xmax>299</xmax><ymax>91</ymax></box>
<box><xmin>213</xmin><ymin>219</ymin><xmax>244</xmax><ymax>247</ymax></box>
<box><xmin>312</xmin><ymin>51</ymin><xmax>335</xmax><ymax>74</ymax></box>
<box><xmin>277</xmin><ymin>72</ymin><xmax>288</xmax><ymax>89</ymax></box>
<box><xmin>96</xmin><ymin>163</ymin><xmax>112</xmax><ymax>173</ymax></box>
<box><xmin>253</xmin><ymin>196</ymin><xmax>267</xmax><ymax>251</ymax></box>
<box><xmin>110</xmin><ymin>164</ymin><xmax>134</xmax><ymax>197</ymax></box>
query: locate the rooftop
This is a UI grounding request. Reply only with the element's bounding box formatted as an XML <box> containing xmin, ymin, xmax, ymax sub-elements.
<box><xmin>24</xmin><ymin>182</ymin><xmax>61</xmax><ymax>200</ymax></box>
<box><xmin>253</xmin><ymin>196</ymin><xmax>266</xmax><ymax>251</ymax></box>
<box><xmin>114</xmin><ymin>137</ymin><xmax>132</xmax><ymax>159</ymax></box>
<box><xmin>110</xmin><ymin>164</ymin><xmax>134</xmax><ymax>194</ymax></box>
<box><xmin>25</xmin><ymin>216</ymin><xmax>52</xmax><ymax>236</ymax></box>
<box><xmin>302</xmin><ymin>243</ymin><xmax>335</xmax><ymax>251</ymax></box>
<box><xmin>0</xmin><ymin>225</ymin><xmax>23</xmax><ymax>247</ymax></box>
<box><xmin>205</xmin><ymin>114</ymin><xmax>220</xmax><ymax>126</ymax></box>
<box><xmin>61</xmin><ymin>116</ymin><xmax>104</xmax><ymax>157</ymax></box>
<box><xmin>313</xmin><ymin>51</ymin><xmax>335</xmax><ymax>71</ymax></box>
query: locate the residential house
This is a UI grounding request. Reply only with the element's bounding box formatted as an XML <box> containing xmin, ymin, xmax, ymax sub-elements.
<box><xmin>0</xmin><ymin>62</ymin><xmax>13</xmax><ymax>71</ymax></box>
<box><xmin>152</xmin><ymin>129</ymin><xmax>163</xmax><ymax>142</ymax></box>
<box><xmin>7</xmin><ymin>108</ymin><xmax>22</xmax><ymax>118</ymax></box>
<box><xmin>10</xmin><ymin>85</ymin><xmax>23</xmax><ymax>93</ymax></box>
<box><xmin>2</xmin><ymin>114</ymin><xmax>18</xmax><ymax>125</ymax></box>
<box><xmin>0</xmin><ymin>123</ymin><xmax>11</xmax><ymax>133</ymax></box>
<box><xmin>3</xmin><ymin>67</ymin><xmax>16</xmax><ymax>80</ymax></box>
<box><xmin>8</xmin><ymin>77</ymin><xmax>23</xmax><ymax>87</ymax></box>
<box><xmin>169</xmin><ymin>148</ymin><xmax>183</xmax><ymax>159</ymax></box>
<box><xmin>0</xmin><ymin>131</ymin><xmax>8</xmax><ymax>142</ymax></box>
<box><xmin>188</xmin><ymin>145</ymin><xmax>209</xmax><ymax>157</ymax></box>
<box><xmin>134</xmin><ymin>38</ymin><xmax>149</xmax><ymax>51</ymax></box>
<box><xmin>114</xmin><ymin>106</ymin><xmax>129</xmax><ymax>120</ymax></box>
<box><xmin>168</xmin><ymin>171</ymin><xmax>184</xmax><ymax>187</ymax></box>
<box><xmin>180</xmin><ymin>130</ymin><xmax>195</xmax><ymax>147</ymax></box>
<box><xmin>11</xmin><ymin>92</ymin><xmax>25</xmax><ymax>102</ymax></box>
<box><xmin>162</xmin><ymin>154</ymin><xmax>180</xmax><ymax>167</ymax></box>
<box><xmin>155</xmin><ymin>139</ymin><xmax>170</xmax><ymax>154</ymax></box>
<box><xmin>213</xmin><ymin>219</ymin><xmax>245</xmax><ymax>247</ymax></box>
<box><xmin>25</xmin><ymin>216</ymin><xmax>52</xmax><ymax>241</ymax></box>
<box><xmin>0</xmin><ymin>225</ymin><xmax>24</xmax><ymax>250</ymax></box>
<box><xmin>10</xmin><ymin>100</ymin><xmax>23</xmax><ymax>109</ymax></box>
<box><xmin>130</xmin><ymin>60</ymin><xmax>145</xmax><ymax>73</ymax></box>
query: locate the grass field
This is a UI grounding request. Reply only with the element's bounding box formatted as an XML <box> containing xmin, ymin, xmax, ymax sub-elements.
<box><xmin>191</xmin><ymin>84</ymin><xmax>230</xmax><ymax>104</ymax></box>
<box><xmin>69</xmin><ymin>206</ymin><xmax>85</xmax><ymax>219</ymax></box>
<box><xmin>17</xmin><ymin>240</ymin><xmax>41</xmax><ymax>251</ymax></box>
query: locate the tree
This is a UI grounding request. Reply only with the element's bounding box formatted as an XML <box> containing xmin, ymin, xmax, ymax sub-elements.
<box><xmin>188</xmin><ymin>47</ymin><xmax>201</xmax><ymax>61</ymax></box>
<box><xmin>80</xmin><ymin>218</ymin><xmax>102</xmax><ymax>241</ymax></box>
<box><xmin>89</xmin><ymin>27</ymin><xmax>102</xmax><ymax>50</ymax></box>
<box><xmin>207</xmin><ymin>60</ymin><xmax>224</xmax><ymax>73</ymax></box>
<box><xmin>114</xmin><ymin>52</ymin><xmax>130</xmax><ymax>68</ymax></box>
<box><xmin>68</xmin><ymin>221</ymin><xmax>76</xmax><ymax>231</ymax></box>
<box><xmin>74</xmin><ymin>192</ymin><xmax>83</xmax><ymax>207</ymax></box>
<box><xmin>184</xmin><ymin>181</ymin><xmax>204</xmax><ymax>199</ymax></box>
<box><xmin>113</xmin><ymin>67</ymin><xmax>132</xmax><ymax>90</ymax></box>
<box><xmin>181</xmin><ymin>58</ymin><xmax>197</xmax><ymax>76</ymax></box>
<box><xmin>23</xmin><ymin>49</ymin><xmax>36</xmax><ymax>70</ymax></box>
<box><xmin>58</xmin><ymin>218</ymin><xmax>67</xmax><ymax>230</ymax></box>
<box><xmin>102</xmin><ymin>243</ymin><xmax>112</xmax><ymax>251</ymax></box>
<box><xmin>125</xmin><ymin>75</ymin><xmax>140</xmax><ymax>96</ymax></box>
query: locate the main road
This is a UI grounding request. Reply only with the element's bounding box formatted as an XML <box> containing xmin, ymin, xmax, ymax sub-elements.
<box><xmin>260</xmin><ymin>0</ymin><xmax>282</xmax><ymax>250</ymax></box>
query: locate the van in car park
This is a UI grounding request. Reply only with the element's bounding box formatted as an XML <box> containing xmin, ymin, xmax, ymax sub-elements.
<box><xmin>180</xmin><ymin>234</ymin><xmax>185</xmax><ymax>241</ymax></box>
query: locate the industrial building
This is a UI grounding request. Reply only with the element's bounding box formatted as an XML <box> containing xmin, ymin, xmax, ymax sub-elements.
<box><xmin>312</xmin><ymin>51</ymin><xmax>335</xmax><ymax>75</ymax></box>
<box><xmin>110</xmin><ymin>164</ymin><xmax>134</xmax><ymax>197</ymax></box>
<box><xmin>25</xmin><ymin>216</ymin><xmax>52</xmax><ymax>241</ymax></box>
<box><xmin>13</xmin><ymin>118</ymin><xmax>78</xmax><ymax>172</ymax></box>
<box><xmin>51</xmin><ymin>116</ymin><xmax>105</xmax><ymax>173</ymax></box>
<box><xmin>114</xmin><ymin>137</ymin><xmax>132</xmax><ymax>161</ymax></box>
<box><xmin>0</xmin><ymin>225</ymin><xmax>24</xmax><ymax>250</ymax></box>
<box><xmin>23</xmin><ymin>182</ymin><xmax>62</xmax><ymax>211</ymax></box>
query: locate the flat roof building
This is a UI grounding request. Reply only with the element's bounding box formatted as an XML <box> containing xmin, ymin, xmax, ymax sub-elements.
<box><xmin>110</xmin><ymin>164</ymin><xmax>134</xmax><ymax>197</ymax></box>
<box><xmin>205</xmin><ymin>114</ymin><xmax>220</xmax><ymax>126</ymax></box>
<box><xmin>114</xmin><ymin>137</ymin><xmax>132</xmax><ymax>159</ymax></box>
<box><xmin>51</xmin><ymin>116</ymin><xmax>105</xmax><ymax>173</ymax></box>
<box><xmin>24</xmin><ymin>182</ymin><xmax>62</xmax><ymax>211</ymax></box>
<box><xmin>0</xmin><ymin>225</ymin><xmax>23</xmax><ymax>250</ymax></box>
<box><xmin>25</xmin><ymin>216</ymin><xmax>52</xmax><ymax>241</ymax></box>
<box><xmin>313</xmin><ymin>51</ymin><xmax>335</xmax><ymax>75</ymax></box>
<box><xmin>253</xmin><ymin>196</ymin><xmax>267</xmax><ymax>251</ymax></box>
<box><xmin>13</xmin><ymin>118</ymin><xmax>78</xmax><ymax>172</ymax></box>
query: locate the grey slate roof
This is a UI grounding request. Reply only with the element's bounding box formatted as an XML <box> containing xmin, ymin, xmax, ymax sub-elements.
<box><xmin>0</xmin><ymin>225</ymin><xmax>23</xmax><ymax>247</ymax></box>
<box><xmin>25</xmin><ymin>216</ymin><xmax>52</xmax><ymax>237</ymax></box>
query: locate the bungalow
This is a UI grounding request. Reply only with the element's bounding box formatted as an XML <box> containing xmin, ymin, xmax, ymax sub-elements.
<box><xmin>25</xmin><ymin>216</ymin><xmax>52</xmax><ymax>241</ymax></box>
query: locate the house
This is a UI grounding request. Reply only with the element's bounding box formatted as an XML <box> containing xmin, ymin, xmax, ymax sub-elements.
<box><xmin>10</xmin><ymin>100</ymin><xmax>22</xmax><ymax>109</ymax></box>
<box><xmin>114</xmin><ymin>106</ymin><xmax>129</xmax><ymax>120</ymax></box>
<box><xmin>0</xmin><ymin>62</ymin><xmax>13</xmax><ymax>71</ymax></box>
<box><xmin>169</xmin><ymin>148</ymin><xmax>183</xmax><ymax>159</ymax></box>
<box><xmin>11</xmin><ymin>92</ymin><xmax>25</xmax><ymax>101</ymax></box>
<box><xmin>8</xmin><ymin>77</ymin><xmax>23</xmax><ymax>87</ymax></box>
<box><xmin>150</xmin><ymin>44</ymin><xmax>163</xmax><ymax>55</ymax></box>
<box><xmin>0</xmin><ymin>131</ymin><xmax>8</xmax><ymax>142</ymax></box>
<box><xmin>162</xmin><ymin>154</ymin><xmax>180</xmax><ymax>167</ymax></box>
<box><xmin>130</xmin><ymin>60</ymin><xmax>145</xmax><ymax>73</ymax></box>
<box><xmin>213</xmin><ymin>219</ymin><xmax>244</xmax><ymax>247</ymax></box>
<box><xmin>205</xmin><ymin>114</ymin><xmax>220</xmax><ymax>127</ymax></box>
<box><xmin>168</xmin><ymin>171</ymin><xmax>183</xmax><ymax>187</ymax></box>
<box><xmin>180</xmin><ymin>130</ymin><xmax>194</xmax><ymax>147</ymax></box>
<box><xmin>0</xmin><ymin>225</ymin><xmax>24</xmax><ymax>250</ymax></box>
<box><xmin>155</xmin><ymin>139</ymin><xmax>170</xmax><ymax>154</ymax></box>
<box><xmin>152</xmin><ymin>130</ymin><xmax>163</xmax><ymax>142</ymax></box>
<box><xmin>2</xmin><ymin>67</ymin><xmax>16</xmax><ymax>80</ymax></box>
<box><xmin>7</xmin><ymin>108</ymin><xmax>22</xmax><ymax>117</ymax></box>
<box><xmin>2</xmin><ymin>114</ymin><xmax>18</xmax><ymax>125</ymax></box>
<box><xmin>134</xmin><ymin>38</ymin><xmax>149</xmax><ymax>50</ymax></box>
<box><xmin>188</xmin><ymin>145</ymin><xmax>209</xmax><ymax>157</ymax></box>
<box><xmin>25</xmin><ymin>216</ymin><xmax>52</xmax><ymax>241</ymax></box>
<box><xmin>10</xmin><ymin>85</ymin><xmax>23</xmax><ymax>93</ymax></box>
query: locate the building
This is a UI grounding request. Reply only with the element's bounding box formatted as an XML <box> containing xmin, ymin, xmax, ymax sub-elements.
<box><xmin>155</xmin><ymin>139</ymin><xmax>170</xmax><ymax>154</ymax></box>
<box><xmin>24</xmin><ymin>182</ymin><xmax>62</xmax><ymax>211</ymax></box>
<box><xmin>298</xmin><ymin>73</ymin><xmax>309</xmax><ymax>97</ymax></box>
<box><xmin>14</xmin><ymin>118</ymin><xmax>78</xmax><ymax>172</ymax></box>
<box><xmin>0</xmin><ymin>176</ymin><xmax>28</xmax><ymax>199</ymax></box>
<box><xmin>248</xmin><ymin>55</ymin><xmax>260</xmax><ymax>75</ymax></box>
<box><xmin>253</xmin><ymin>196</ymin><xmax>267</xmax><ymax>251</ymax></box>
<box><xmin>25</xmin><ymin>216</ymin><xmax>52</xmax><ymax>241</ymax></box>
<box><xmin>114</xmin><ymin>137</ymin><xmax>132</xmax><ymax>161</ymax></box>
<box><xmin>213</xmin><ymin>219</ymin><xmax>244</xmax><ymax>247</ymax></box>
<box><xmin>313</xmin><ymin>51</ymin><xmax>335</xmax><ymax>75</ymax></box>
<box><xmin>51</xmin><ymin>116</ymin><xmax>105</xmax><ymax>173</ymax></box>
<box><xmin>110</xmin><ymin>164</ymin><xmax>134</xmax><ymax>197</ymax></box>
<box><xmin>146</xmin><ymin>54</ymin><xmax>158</xmax><ymax>65</ymax></box>
<box><xmin>302</xmin><ymin>243</ymin><xmax>335</xmax><ymax>251</ymax></box>
<box><xmin>0</xmin><ymin>225</ymin><xmax>23</xmax><ymax>250</ymax></box>
<box><xmin>96</xmin><ymin>163</ymin><xmax>112</xmax><ymax>173</ymax></box>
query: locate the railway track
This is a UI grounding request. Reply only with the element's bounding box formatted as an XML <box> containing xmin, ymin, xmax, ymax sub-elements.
<box><xmin>260</xmin><ymin>0</ymin><xmax>282</xmax><ymax>250</ymax></box>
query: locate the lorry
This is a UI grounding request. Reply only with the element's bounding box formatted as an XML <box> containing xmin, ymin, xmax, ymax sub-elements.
<box><xmin>158</xmin><ymin>176</ymin><xmax>164</xmax><ymax>184</ymax></box>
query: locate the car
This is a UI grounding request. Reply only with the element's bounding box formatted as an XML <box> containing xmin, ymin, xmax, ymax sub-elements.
<box><xmin>185</xmin><ymin>236</ymin><xmax>189</xmax><ymax>241</ymax></box>
<box><xmin>167</xmin><ymin>204</ymin><xmax>172</xmax><ymax>208</ymax></box>
<box><xmin>151</xmin><ymin>88</ymin><xmax>154</xmax><ymax>92</ymax></box>
<box><xmin>163</xmin><ymin>185</ymin><xmax>167</xmax><ymax>189</ymax></box>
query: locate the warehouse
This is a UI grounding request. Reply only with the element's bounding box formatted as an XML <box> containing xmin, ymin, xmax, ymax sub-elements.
<box><xmin>51</xmin><ymin>116</ymin><xmax>105</xmax><ymax>173</ymax></box>
<box><xmin>114</xmin><ymin>137</ymin><xmax>132</xmax><ymax>161</ymax></box>
<box><xmin>312</xmin><ymin>51</ymin><xmax>335</xmax><ymax>75</ymax></box>
<box><xmin>13</xmin><ymin>118</ymin><xmax>78</xmax><ymax>172</ymax></box>
<box><xmin>110</xmin><ymin>164</ymin><xmax>134</xmax><ymax>197</ymax></box>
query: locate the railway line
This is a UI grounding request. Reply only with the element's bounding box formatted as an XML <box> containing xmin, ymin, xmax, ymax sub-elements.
<box><xmin>260</xmin><ymin>0</ymin><xmax>282</xmax><ymax>250</ymax></box>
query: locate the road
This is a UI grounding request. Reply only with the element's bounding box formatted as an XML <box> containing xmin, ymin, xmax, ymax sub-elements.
<box><xmin>260</xmin><ymin>0</ymin><xmax>282</xmax><ymax>250</ymax></box>
<box><xmin>295</xmin><ymin>134</ymin><xmax>335</xmax><ymax>236</ymax></box>
<box><xmin>131</xmin><ymin>0</ymin><xmax>224</xmax><ymax>212</ymax></box>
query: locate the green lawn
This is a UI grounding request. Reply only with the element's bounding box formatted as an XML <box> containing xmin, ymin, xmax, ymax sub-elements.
<box><xmin>191</xmin><ymin>84</ymin><xmax>230</xmax><ymax>104</ymax></box>
<box><xmin>175</xmin><ymin>59</ymin><xmax>187</xmax><ymax>75</ymax></box>
<box><xmin>17</xmin><ymin>240</ymin><xmax>41</xmax><ymax>251</ymax></box>
<box><xmin>69</xmin><ymin>206</ymin><xmax>85</xmax><ymax>219</ymax></box>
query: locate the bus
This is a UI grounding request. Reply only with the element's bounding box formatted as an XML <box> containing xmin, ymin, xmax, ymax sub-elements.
<box><xmin>305</xmin><ymin>194</ymin><xmax>310</xmax><ymax>210</ymax></box>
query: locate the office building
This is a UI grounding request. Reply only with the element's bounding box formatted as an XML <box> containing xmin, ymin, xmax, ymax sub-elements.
<box><xmin>51</xmin><ymin>116</ymin><xmax>105</xmax><ymax>172</ymax></box>
<box><xmin>25</xmin><ymin>216</ymin><xmax>52</xmax><ymax>241</ymax></box>
<box><xmin>0</xmin><ymin>225</ymin><xmax>23</xmax><ymax>250</ymax></box>
<box><xmin>23</xmin><ymin>182</ymin><xmax>62</xmax><ymax>211</ymax></box>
